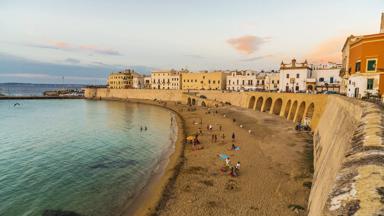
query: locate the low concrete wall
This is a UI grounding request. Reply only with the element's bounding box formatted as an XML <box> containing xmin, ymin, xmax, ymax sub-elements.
<box><xmin>84</xmin><ymin>88</ymin><xmax>384</xmax><ymax>215</ymax></box>
<box><xmin>84</xmin><ymin>88</ymin><xmax>184</xmax><ymax>102</ymax></box>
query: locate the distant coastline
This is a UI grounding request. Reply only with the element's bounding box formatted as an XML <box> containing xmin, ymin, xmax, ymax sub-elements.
<box><xmin>0</xmin><ymin>83</ymin><xmax>86</xmax><ymax>96</ymax></box>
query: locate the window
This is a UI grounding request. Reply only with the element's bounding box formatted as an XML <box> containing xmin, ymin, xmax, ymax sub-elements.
<box><xmin>355</xmin><ymin>61</ymin><xmax>361</xmax><ymax>72</ymax></box>
<box><xmin>367</xmin><ymin>59</ymin><xmax>377</xmax><ymax>72</ymax></box>
<box><xmin>286</xmin><ymin>74</ymin><xmax>289</xmax><ymax>78</ymax></box>
<box><xmin>330</xmin><ymin>77</ymin><xmax>334</xmax><ymax>83</ymax></box>
<box><xmin>296</xmin><ymin>74</ymin><xmax>300</xmax><ymax>78</ymax></box>
<box><xmin>367</xmin><ymin>79</ymin><xmax>374</xmax><ymax>90</ymax></box>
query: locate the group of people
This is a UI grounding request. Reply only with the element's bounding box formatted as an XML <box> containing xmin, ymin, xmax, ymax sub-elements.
<box><xmin>295</xmin><ymin>122</ymin><xmax>311</xmax><ymax>131</ymax></box>
<box><xmin>225</xmin><ymin>157</ymin><xmax>241</xmax><ymax>177</ymax></box>
<box><xmin>140</xmin><ymin>126</ymin><xmax>148</xmax><ymax>131</ymax></box>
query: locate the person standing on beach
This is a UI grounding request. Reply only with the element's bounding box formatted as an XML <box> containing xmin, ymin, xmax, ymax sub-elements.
<box><xmin>232</xmin><ymin>132</ymin><xmax>235</xmax><ymax>141</ymax></box>
<box><xmin>219</xmin><ymin>125</ymin><xmax>222</xmax><ymax>131</ymax></box>
<box><xmin>225</xmin><ymin>157</ymin><xmax>231</xmax><ymax>167</ymax></box>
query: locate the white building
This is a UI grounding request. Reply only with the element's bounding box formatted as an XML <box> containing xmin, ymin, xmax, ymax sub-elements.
<box><xmin>226</xmin><ymin>70</ymin><xmax>257</xmax><ymax>91</ymax></box>
<box><xmin>279</xmin><ymin>59</ymin><xmax>312</xmax><ymax>92</ymax></box>
<box><xmin>143</xmin><ymin>76</ymin><xmax>151</xmax><ymax>89</ymax></box>
<box><xmin>151</xmin><ymin>69</ymin><xmax>183</xmax><ymax>90</ymax></box>
<box><xmin>255</xmin><ymin>72</ymin><xmax>266</xmax><ymax>90</ymax></box>
<box><xmin>132</xmin><ymin>73</ymin><xmax>144</xmax><ymax>89</ymax></box>
<box><xmin>312</xmin><ymin>63</ymin><xmax>342</xmax><ymax>92</ymax></box>
<box><xmin>264</xmin><ymin>71</ymin><xmax>280</xmax><ymax>91</ymax></box>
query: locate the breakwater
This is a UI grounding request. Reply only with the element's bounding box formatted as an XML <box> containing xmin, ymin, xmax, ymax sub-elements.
<box><xmin>0</xmin><ymin>96</ymin><xmax>83</xmax><ymax>100</ymax></box>
<box><xmin>84</xmin><ymin>88</ymin><xmax>384</xmax><ymax>215</ymax></box>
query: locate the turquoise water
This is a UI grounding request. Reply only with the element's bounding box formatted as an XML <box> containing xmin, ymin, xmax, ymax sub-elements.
<box><xmin>0</xmin><ymin>100</ymin><xmax>176</xmax><ymax>216</ymax></box>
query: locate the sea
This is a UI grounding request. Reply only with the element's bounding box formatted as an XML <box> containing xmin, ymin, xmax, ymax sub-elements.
<box><xmin>0</xmin><ymin>99</ymin><xmax>177</xmax><ymax>216</ymax></box>
<box><xmin>0</xmin><ymin>83</ymin><xmax>85</xmax><ymax>96</ymax></box>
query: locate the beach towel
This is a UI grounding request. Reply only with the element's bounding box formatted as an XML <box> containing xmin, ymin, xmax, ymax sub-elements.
<box><xmin>219</xmin><ymin>154</ymin><xmax>229</xmax><ymax>160</ymax></box>
<box><xmin>235</xmin><ymin>146</ymin><xmax>240</xmax><ymax>150</ymax></box>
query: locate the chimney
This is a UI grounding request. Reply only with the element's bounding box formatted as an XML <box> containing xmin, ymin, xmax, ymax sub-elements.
<box><xmin>381</xmin><ymin>13</ymin><xmax>384</xmax><ymax>33</ymax></box>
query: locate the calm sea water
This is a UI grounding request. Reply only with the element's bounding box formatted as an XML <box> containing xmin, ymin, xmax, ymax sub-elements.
<box><xmin>0</xmin><ymin>83</ymin><xmax>85</xmax><ymax>96</ymax></box>
<box><xmin>0</xmin><ymin>99</ymin><xmax>176</xmax><ymax>216</ymax></box>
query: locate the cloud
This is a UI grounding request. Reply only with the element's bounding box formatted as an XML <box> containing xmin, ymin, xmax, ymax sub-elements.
<box><xmin>78</xmin><ymin>45</ymin><xmax>122</xmax><ymax>56</ymax></box>
<box><xmin>64</xmin><ymin>58</ymin><xmax>81</xmax><ymax>64</ymax></box>
<box><xmin>306</xmin><ymin>36</ymin><xmax>345</xmax><ymax>63</ymax></box>
<box><xmin>227</xmin><ymin>35</ymin><xmax>269</xmax><ymax>55</ymax></box>
<box><xmin>184</xmin><ymin>54</ymin><xmax>205</xmax><ymax>59</ymax></box>
<box><xmin>26</xmin><ymin>40</ymin><xmax>122</xmax><ymax>56</ymax></box>
<box><xmin>241</xmin><ymin>54</ymin><xmax>274</xmax><ymax>62</ymax></box>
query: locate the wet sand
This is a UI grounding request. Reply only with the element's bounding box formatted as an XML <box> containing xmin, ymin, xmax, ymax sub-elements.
<box><xmin>116</xmin><ymin>99</ymin><xmax>313</xmax><ymax>216</ymax></box>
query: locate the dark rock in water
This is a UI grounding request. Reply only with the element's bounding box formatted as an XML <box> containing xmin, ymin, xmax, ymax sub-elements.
<box><xmin>42</xmin><ymin>209</ymin><xmax>84</xmax><ymax>216</ymax></box>
<box><xmin>89</xmin><ymin>159</ymin><xmax>138</xmax><ymax>169</ymax></box>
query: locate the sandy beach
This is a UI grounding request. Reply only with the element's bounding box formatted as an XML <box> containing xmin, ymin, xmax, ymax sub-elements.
<box><xmin>124</xmin><ymin>99</ymin><xmax>313</xmax><ymax>216</ymax></box>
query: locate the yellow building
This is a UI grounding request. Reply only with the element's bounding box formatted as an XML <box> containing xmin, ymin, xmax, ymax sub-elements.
<box><xmin>107</xmin><ymin>69</ymin><xmax>137</xmax><ymax>89</ymax></box>
<box><xmin>182</xmin><ymin>71</ymin><xmax>227</xmax><ymax>90</ymax></box>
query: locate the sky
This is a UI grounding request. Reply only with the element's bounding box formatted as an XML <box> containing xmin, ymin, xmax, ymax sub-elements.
<box><xmin>0</xmin><ymin>0</ymin><xmax>382</xmax><ymax>84</ymax></box>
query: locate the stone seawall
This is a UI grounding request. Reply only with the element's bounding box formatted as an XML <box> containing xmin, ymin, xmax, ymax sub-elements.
<box><xmin>84</xmin><ymin>88</ymin><xmax>384</xmax><ymax>215</ymax></box>
<box><xmin>312</xmin><ymin>96</ymin><xmax>384</xmax><ymax>215</ymax></box>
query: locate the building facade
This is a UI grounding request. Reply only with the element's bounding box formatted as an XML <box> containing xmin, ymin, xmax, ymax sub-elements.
<box><xmin>312</xmin><ymin>63</ymin><xmax>342</xmax><ymax>93</ymax></box>
<box><xmin>151</xmin><ymin>69</ymin><xmax>182</xmax><ymax>90</ymax></box>
<box><xmin>182</xmin><ymin>71</ymin><xmax>227</xmax><ymax>90</ymax></box>
<box><xmin>346</xmin><ymin>33</ymin><xmax>384</xmax><ymax>98</ymax></box>
<box><xmin>226</xmin><ymin>70</ymin><xmax>257</xmax><ymax>91</ymax></box>
<box><xmin>264</xmin><ymin>72</ymin><xmax>280</xmax><ymax>91</ymax></box>
<box><xmin>132</xmin><ymin>73</ymin><xmax>144</xmax><ymax>89</ymax></box>
<box><xmin>143</xmin><ymin>76</ymin><xmax>151</xmax><ymax>89</ymax></box>
<box><xmin>107</xmin><ymin>69</ymin><xmax>136</xmax><ymax>89</ymax></box>
<box><xmin>279</xmin><ymin>59</ymin><xmax>312</xmax><ymax>92</ymax></box>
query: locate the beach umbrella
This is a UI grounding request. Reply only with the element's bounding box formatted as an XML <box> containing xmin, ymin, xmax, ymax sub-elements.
<box><xmin>219</xmin><ymin>154</ymin><xmax>229</xmax><ymax>160</ymax></box>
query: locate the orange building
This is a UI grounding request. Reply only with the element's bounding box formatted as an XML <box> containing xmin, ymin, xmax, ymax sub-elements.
<box><xmin>346</xmin><ymin>14</ymin><xmax>384</xmax><ymax>98</ymax></box>
<box><xmin>348</xmin><ymin>33</ymin><xmax>384</xmax><ymax>75</ymax></box>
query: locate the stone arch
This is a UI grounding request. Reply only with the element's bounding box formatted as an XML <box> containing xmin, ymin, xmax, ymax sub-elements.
<box><xmin>187</xmin><ymin>97</ymin><xmax>192</xmax><ymax>105</ymax></box>
<box><xmin>306</xmin><ymin>103</ymin><xmax>315</xmax><ymax>119</ymax></box>
<box><xmin>248</xmin><ymin>96</ymin><xmax>256</xmax><ymax>109</ymax></box>
<box><xmin>284</xmin><ymin>100</ymin><xmax>292</xmax><ymax>118</ymax></box>
<box><xmin>191</xmin><ymin>98</ymin><xmax>196</xmax><ymax>105</ymax></box>
<box><xmin>263</xmin><ymin>97</ymin><xmax>273</xmax><ymax>112</ymax></box>
<box><xmin>289</xmin><ymin>101</ymin><xmax>298</xmax><ymax>120</ymax></box>
<box><xmin>295</xmin><ymin>102</ymin><xmax>306</xmax><ymax>123</ymax></box>
<box><xmin>201</xmin><ymin>101</ymin><xmax>207</xmax><ymax>107</ymax></box>
<box><xmin>255</xmin><ymin>97</ymin><xmax>264</xmax><ymax>111</ymax></box>
<box><xmin>272</xmin><ymin>98</ymin><xmax>283</xmax><ymax>115</ymax></box>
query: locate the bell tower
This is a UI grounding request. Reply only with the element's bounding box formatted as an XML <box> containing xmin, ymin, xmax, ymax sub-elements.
<box><xmin>381</xmin><ymin>12</ymin><xmax>384</xmax><ymax>33</ymax></box>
